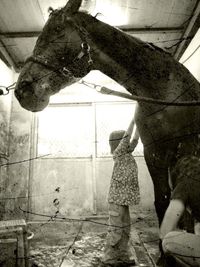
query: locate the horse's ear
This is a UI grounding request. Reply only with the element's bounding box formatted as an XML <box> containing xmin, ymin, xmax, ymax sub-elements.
<box><xmin>63</xmin><ymin>0</ymin><xmax>82</xmax><ymax>14</ymax></box>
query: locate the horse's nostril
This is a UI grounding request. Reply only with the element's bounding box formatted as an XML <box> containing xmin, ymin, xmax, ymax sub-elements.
<box><xmin>21</xmin><ymin>80</ymin><xmax>30</xmax><ymax>89</ymax></box>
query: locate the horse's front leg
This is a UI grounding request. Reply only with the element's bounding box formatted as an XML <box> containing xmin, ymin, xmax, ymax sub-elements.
<box><xmin>144</xmin><ymin>148</ymin><xmax>171</xmax><ymax>225</ymax></box>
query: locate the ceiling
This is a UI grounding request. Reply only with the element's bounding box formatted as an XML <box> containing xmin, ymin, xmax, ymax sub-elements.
<box><xmin>0</xmin><ymin>0</ymin><xmax>199</xmax><ymax>72</ymax></box>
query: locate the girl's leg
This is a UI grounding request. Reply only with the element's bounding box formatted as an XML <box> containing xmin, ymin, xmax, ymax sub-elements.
<box><xmin>123</xmin><ymin>205</ymin><xmax>131</xmax><ymax>238</ymax></box>
<box><xmin>120</xmin><ymin>205</ymin><xmax>131</xmax><ymax>256</ymax></box>
<box><xmin>102</xmin><ymin>203</ymin><xmax>124</xmax><ymax>263</ymax></box>
<box><xmin>102</xmin><ymin>204</ymin><xmax>132</xmax><ymax>263</ymax></box>
<box><xmin>162</xmin><ymin>231</ymin><xmax>200</xmax><ymax>266</ymax></box>
<box><xmin>106</xmin><ymin>203</ymin><xmax>124</xmax><ymax>246</ymax></box>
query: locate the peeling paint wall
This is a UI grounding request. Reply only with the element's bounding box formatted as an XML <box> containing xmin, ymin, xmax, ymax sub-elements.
<box><xmin>3</xmin><ymin>72</ymin><xmax>33</xmax><ymax>219</ymax></box>
<box><xmin>0</xmin><ymin>60</ymin><xmax>13</xmax><ymax>219</ymax></box>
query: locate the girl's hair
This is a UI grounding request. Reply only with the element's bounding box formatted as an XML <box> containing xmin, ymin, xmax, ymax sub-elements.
<box><xmin>109</xmin><ymin>130</ymin><xmax>125</xmax><ymax>153</ymax></box>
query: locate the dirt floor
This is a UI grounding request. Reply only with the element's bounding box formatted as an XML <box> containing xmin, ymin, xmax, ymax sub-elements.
<box><xmin>0</xmin><ymin>209</ymin><xmax>160</xmax><ymax>267</ymax></box>
<box><xmin>27</xmin><ymin>209</ymin><xmax>160</xmax><ymax>267</ymax></box>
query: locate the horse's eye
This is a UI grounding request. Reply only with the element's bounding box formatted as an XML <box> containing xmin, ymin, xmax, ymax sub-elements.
<box><xmin>55</xmin><ymin>26</ymin><xmax>62</xmax><ymax>33</ymax></box>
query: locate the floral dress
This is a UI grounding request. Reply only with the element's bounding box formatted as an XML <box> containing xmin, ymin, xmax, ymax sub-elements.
<box><xmin>108</xmin><ymin>135</ymin><xmax>140</xmax><ymax>206</ymax></box>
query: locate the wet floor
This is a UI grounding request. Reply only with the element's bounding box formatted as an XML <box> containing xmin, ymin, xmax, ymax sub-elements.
<box><xmin>28</xmin><ymin>210</ymin><xmax>160</xmax><ymax>267</ymax></box>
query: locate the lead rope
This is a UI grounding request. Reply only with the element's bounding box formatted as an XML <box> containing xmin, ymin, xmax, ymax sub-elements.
<box><xmin>1</xmin><ymin>79</ymin><xmax>200</xmax><ymax>107</ymax></box>
<box><xmin>80</xmin><ymin>80</ymin><xmax>200</xmax><ymax>106</ymax></box>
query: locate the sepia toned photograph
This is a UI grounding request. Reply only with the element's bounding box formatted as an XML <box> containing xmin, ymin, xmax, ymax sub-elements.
<box><xmin>0</xmin><ymin>0</ymin><xmax>200</xmax><ymax>266</ymax></box>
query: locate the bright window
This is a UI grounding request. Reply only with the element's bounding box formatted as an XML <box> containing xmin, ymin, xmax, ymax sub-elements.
<box><xmin>37</xmin><ymin>102</ymin><xmax>143</xmax><ymax>158</ymax></box>
<box><xmin>37</xmin><ymin>104</ymin><xmax>94</xmax><ymax>158</ymax></box>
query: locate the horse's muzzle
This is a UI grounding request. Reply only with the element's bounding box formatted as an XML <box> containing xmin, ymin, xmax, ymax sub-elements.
<box><xmin>15</xmin><ymin>88</ymin><xmax>49</xmax><ymax>112</ymax></box>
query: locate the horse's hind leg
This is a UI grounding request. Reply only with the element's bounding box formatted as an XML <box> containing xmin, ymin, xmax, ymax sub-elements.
<box><xmin>144</xmin><ymin>148</ymin><xmax>171</xmax><ymax>225</ymax></box>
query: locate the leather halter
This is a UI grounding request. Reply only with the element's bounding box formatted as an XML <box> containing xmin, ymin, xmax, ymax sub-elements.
<box><xmin>25</xmin><ymin>21</ymin><xmax>93</xmax><ymax>78</ymax></box>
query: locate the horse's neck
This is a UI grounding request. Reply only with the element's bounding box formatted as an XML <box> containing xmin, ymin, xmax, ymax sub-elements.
<box><xmin>91</xmin><ymin>48</ymin><xmax>138</xmax><ymax>91</ymax></box>
<box><xmin>76</xmin><ymin>13</ymin><xmax>200</xmax><ymax>101</ymax></box>
<box><xmin>77</xmin><ymin>13</ymin><xmax>146</xmax><ymax>92</ymax></box>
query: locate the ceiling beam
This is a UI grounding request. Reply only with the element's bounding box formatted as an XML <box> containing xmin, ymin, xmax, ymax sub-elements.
<box><xmin>174</xmin><ymin>0</ymin><xmax>200</xmax><ymax>60</ymax></box>
<box><xmin>0</xmin><ymin>31</ymin><xmax>40</xmax><ymax>38</ymax></box>
<box><xmin>0</xmin><ymin>26</ymin><xmax>184</xmax><ymax>39</ymax></box>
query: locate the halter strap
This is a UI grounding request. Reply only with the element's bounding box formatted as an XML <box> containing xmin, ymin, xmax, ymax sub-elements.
<box><xmin>25</xmin><ymin>19</ymin><xmax>93</xmax><ymax>78</ymax></box>
<box><xmin>25</xmin><ymin>41</ymin><xmax>93</xmax><ymax>78</ymax></box>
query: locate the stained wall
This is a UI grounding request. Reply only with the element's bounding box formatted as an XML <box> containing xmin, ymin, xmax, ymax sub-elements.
<box><xmin>5</xmin><ymin>94</ymin><xmax>33</xmax><ymax>219</ymax></box>
<box><xmin>0</xmin><ymin>60</ymin><xmax>13</xmax><ymax>219</ymax></box>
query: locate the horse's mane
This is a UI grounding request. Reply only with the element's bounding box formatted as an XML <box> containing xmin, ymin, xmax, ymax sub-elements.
<box><xmin>49</xmin><ymin>6</ymin><xmax>90</xmax><ymax>18</ymax></box>
<box><xmin>76</xmin><ymin>11</ymin><xmax>171</xmax><ymax>58</ymax></box>
<box><xmin>72</xmin><ymin>11</ymin><xmax>172</xmax><ymax>80</ymax></box>
<box><xmin>48</xmin><ymin>6</ymin><xmax>169</xmax><ymax>57</ymax></box>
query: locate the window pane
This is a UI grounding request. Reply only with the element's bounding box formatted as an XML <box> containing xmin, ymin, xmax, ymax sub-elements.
<box><xmin>37</xmin><ymin>105</ymin><xmax>94</xmax><ymax>158</ymax></box>
<box><xmin>96</xmin><ymin>102</ymin><xmax>143</xmax><ymax>157</ymax></box>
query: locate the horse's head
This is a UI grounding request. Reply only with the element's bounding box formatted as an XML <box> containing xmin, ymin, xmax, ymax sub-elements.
<box><xmin>15</xmin><ymin>0</ymin><xmax>93</xmax><ymax>112</ymax></box>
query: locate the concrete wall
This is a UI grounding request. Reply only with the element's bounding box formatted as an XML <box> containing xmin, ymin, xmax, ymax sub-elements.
<box><xmin>30</xmin><ymin>158</ymin><xmax>94</xmax><ymax>217</ymax></box>
<box><xmin>0</xmin><ymin>60</ymin><xmax>13</xmax><ymax>219</ymax></box>
<box><xmin>4</xmin><ymin>72</ymin><xmax>33</xmax><ymax>219</ymax></box>
<box><xmin>29</xmin><ymin>156</ymin><xmax>154</xmax><ymax>219</ymax></box>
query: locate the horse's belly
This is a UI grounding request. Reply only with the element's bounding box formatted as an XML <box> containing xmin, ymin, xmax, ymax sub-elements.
<box><xmin>135</xmin><ymin>105</ymin><xmax>200</xmax><ymax>150</ymax></box>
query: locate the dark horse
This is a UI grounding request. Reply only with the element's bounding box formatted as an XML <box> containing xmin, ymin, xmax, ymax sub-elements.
<box><xmin>15</xmin><ymin>0</ymin><xmax>200</xmax><ymax>225</ymax></box>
